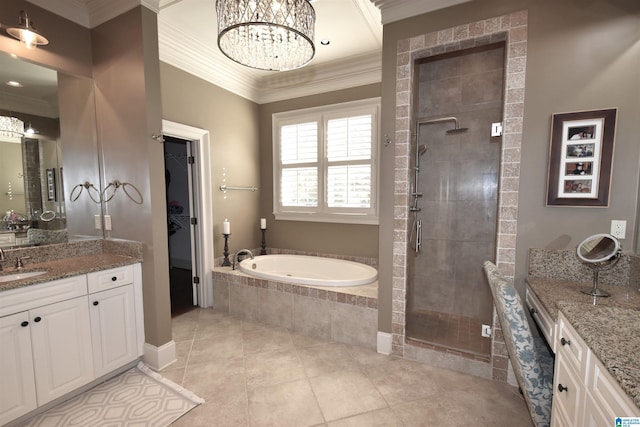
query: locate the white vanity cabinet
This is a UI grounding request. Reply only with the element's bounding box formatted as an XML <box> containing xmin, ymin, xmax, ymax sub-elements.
<box><xmin>551</xmin><ymin>312</ymin><xmax>640</xmax><ymax>426</ymax></box>
<box><xmin>0</xmin><ymin>275</ymin><xmax>94</xmax><ymax>425</ymax></box>
<box><xmin>88</xmin><ymin>266</ymin><xmax>139</xmax><ymax>377</ymax></box>
<box><xmin>525</xmin><ymin>284</ymin><xmax>556</xmax><ymax>353</ymax></box>
<box><xmin>0</xmin><ymin>263</ymin><xmax>144</xmax><ymax>426</ymax></box>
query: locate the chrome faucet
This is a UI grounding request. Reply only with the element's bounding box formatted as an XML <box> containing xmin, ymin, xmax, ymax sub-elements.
<box><xmin>0</xmin><ymin>248</ymin><xmax>5</xmax><ymax>271</ymax></box>
<box><xmin>232</xmin><ymin>249</ymin><xmax>254</xmax><ymax>270</ymax></box>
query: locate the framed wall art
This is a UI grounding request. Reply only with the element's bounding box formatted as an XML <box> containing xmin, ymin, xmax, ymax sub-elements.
<box><xmin>546</xmin><ymin>108</ymin><xmax>617</xmax><ymax>207</ymax></box>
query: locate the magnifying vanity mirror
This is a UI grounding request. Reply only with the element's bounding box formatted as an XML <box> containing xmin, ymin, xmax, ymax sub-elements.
<box><xmin>0</xmin><ymin>52</ymin><xmax>103</xmax><ymax>248</ymax></box>
<box><xmin>576</xmin><ymin>233</ymin><xmax>622</xmax><ymax>297</ymax></box>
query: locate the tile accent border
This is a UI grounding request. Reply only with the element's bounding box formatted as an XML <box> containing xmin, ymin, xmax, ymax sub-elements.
<box><xmin>392</xmin><ymin>11</ymin><xmax>528</xmax><ymax>382</ymax></box>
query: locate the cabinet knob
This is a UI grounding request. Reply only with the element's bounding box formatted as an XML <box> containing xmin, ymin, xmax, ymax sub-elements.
<box><xmin>111</xmin><ymin>276</ymin><xmax>117</xmax><ymax>281</ymax></box>
<box><xmin>34</xmin><ymin>316</ymin><xmax>41</xmax><ymax>323</ymax></box>
<box><xmin>21</xmin><ymin>321</ymin><xmax>29</xmax><ymax>327</ymax></box>
<box><xmin>93</xmin><ymin>301</ymin><xmax>99</xmax><ymax>306</ymax></box>
<box><xmin>560</xmin><ymin>337</ymin><xmax>571</xmax><ymax>346</ymax></box>
<box><xmin>558</xmin><ymin>383</ymin><xmax>568</xmax><ymax>393</ymax></box>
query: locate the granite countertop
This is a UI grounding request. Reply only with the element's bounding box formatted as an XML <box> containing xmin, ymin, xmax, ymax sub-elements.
<box><xmin>526</xmin><ymin>276</ymin><xmax>640</xmax><ymax>409</ymax></box>
<box><xmin>0</xmin><ymin>253</ymin><xmax>141</xmax><ymax>292</ymax></box>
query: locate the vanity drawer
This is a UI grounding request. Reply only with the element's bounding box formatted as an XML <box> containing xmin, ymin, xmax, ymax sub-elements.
<box><xmin>556</xmin><ymin>313</ymin><xmax>588</xmax><ymax>378</ymax></box>
<box><xmin>0</xmin><ymin>275</ymin><xmax>88</xmax><ymax>317</ymax></box>
<box><xmin>87</xmin><ymin>265</ymin><xmax>134</xmax><ymax>294</ymax></box>
<box><xmin>525</xmin><ymin>285</ymin><xmax>555</xmax><ymax>352</ymax></box>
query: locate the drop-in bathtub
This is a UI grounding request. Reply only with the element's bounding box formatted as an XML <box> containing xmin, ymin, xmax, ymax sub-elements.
<box><xmin>238</xmin><ymin>254</ymin><xmax>377</xmax><ymax>287</ymax></box>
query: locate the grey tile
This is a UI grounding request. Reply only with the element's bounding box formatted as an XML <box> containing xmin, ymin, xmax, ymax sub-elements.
<box><xmin>293</xmin><ymin>295</ymin><xmax>332</xmax><ymax>340</ymax></box>
<box><xmin>242</xmin><ymin>326</ymin><xmax>294</xmax><ymax>355</ymax></box>
<box><xmin>248</xmin><ymin>379</ymin><xmax>325</xmax><ymax>427</ymax></box>
<box><xmin>245</xmin><ymin>349</ymin><xmax>305</xmax><ymax>389</ymax></box>
<box><xmin>327</xmin><ymin>407</ymin><xmax>403</xmax><ymax>427</ymax></box>
<box><xmin>298</xmin><ymin>342</ymin><xmax>361</xmax><ymax>377</ymax></box>
<box><xmin>331</xmin><ymin>304</ymin><xmax>377</xmax><ymax>349</ymax></box>
<box><xmin>310</xmin><ymin>369</ymin><xmax>387</xmax><ymax>422</ymax></box>
<box><xmin>257</xmin><ymin>289</ymin><xmax>293</xmax><ymax>329</ymax></box>
<box><xmin>188</xmin><ymin>334</ymin><xmax>243</xmax><ymax>365</ymax></box>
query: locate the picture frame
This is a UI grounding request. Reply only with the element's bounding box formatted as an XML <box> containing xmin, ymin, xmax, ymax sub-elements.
<box><xmin>46</xmin><ymin>168</ymin><xmax>56</xmax><ymax>201</ymax></box>
<box><xmin>546</xmin><ymin>108</ymin><xmax>617</xmax><ymax>207</ymax></box>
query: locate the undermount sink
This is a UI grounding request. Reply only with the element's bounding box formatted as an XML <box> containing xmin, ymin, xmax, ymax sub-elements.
<box><xmin>0</xmin><ymin>271</ymin><xmax>47</xmax><ymax>283</ymax></box>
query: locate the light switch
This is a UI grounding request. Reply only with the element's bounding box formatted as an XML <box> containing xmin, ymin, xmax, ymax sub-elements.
<box><xmin>104</xmin><ymin>215</ymin><xmax>112</xmax><ymax>231</ymax></box>
<box><xmin>94</xmin><ymin>214</ymin><xmax>102</xmax><ymax>230</ymax></box>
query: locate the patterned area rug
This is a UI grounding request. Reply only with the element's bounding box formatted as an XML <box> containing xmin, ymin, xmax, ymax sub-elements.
<box><xmin>23</xmin><ymin>362</ymin><xmax>204</xmax><ymax>427</ymax></box>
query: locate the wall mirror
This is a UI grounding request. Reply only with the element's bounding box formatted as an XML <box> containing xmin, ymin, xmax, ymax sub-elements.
<box><xmin>0</xmin><ymin>52</ymin><xmax>102</xmax><ymax>248</ymax></box>
<box><xmin>576</xmin><ymin>233</ymin><xmax>621</xmax><ymax>297</ymax></box>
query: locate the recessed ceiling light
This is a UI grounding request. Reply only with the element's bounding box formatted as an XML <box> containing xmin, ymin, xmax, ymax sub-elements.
<box><xmin>6</xmin><ymin>81</ymin><xmax>23</xmax><ymax>87</ymax></box>
<box><xmin>320</xmin><ymin>39</ymin><xmax>330</xmax><ymax>46</ymax></box>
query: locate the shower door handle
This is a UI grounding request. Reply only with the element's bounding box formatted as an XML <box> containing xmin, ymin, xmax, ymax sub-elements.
<box><xmin>416</xmin><ymin>219</ymin><xmax>422</xmax><ymax>252</ymax></box>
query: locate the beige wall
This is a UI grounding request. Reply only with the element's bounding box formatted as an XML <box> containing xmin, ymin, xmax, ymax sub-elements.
<box><xmin>377</xmin><ymin>0</ymin><xmax>640</xmax><ymax>332</ymax></box>
<box><xmin>92</xmin><ymin>7</ymin><xmax>170</xmax><ymax>346</ymax></box>
<box><xmin>159</xmin><ymin>63</ymin><xmax>261</xmax><ymax>257</ymax></box>
<box><xmin>258</xmin><ymin>84</ymin><xmax>381</xmax><ymax>258</ymax></box>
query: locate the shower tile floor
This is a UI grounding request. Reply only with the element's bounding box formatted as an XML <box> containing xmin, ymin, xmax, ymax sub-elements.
<box><xmin>165</xmin><ymin>308</ymin><xmax>532</xmax><ymax>426</ymax></box>
<box><xmin>406</xmin><ymin>309</ymin><xmax>493</xmax><ymax>360</ymax></box>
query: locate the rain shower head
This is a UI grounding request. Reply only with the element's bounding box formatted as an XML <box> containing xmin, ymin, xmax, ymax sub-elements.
<box><xmin>446</xmin><ymin>126</ymin><xmax>468</xmax><ymax>135</ymax></box>
<box><xmin>417</xmin><ymin>116</ymin><xmax>468</xmax><ymax>135</ymax></box>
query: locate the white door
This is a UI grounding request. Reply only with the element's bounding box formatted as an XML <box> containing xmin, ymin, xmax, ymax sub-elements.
<box><xmin>89</xmin><ymin>285</ymin><xmax>137</xmax><ymax>377</ymax></box>
<box><xmin>30</xmin><ymin>296</ymin><xmax>94</xmax><ymax>405</ymax></box>
<box><xmin>0</xmin><ymin>311</ymin><xmax>37</xmax><ymax>425</ymax></box>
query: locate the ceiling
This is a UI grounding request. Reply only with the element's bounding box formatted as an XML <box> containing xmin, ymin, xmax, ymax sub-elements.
<box><xmin>10</xmin><ymin>0</ymin><xmax>469</xmax><ymax>106</ymax></box>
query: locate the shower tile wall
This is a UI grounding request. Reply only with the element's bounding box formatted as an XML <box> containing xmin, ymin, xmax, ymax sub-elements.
<box><xmin>393</xmin><ymin>12</ymin><xmax>528</xmax><ymax>382</ymax></box>
<box><xmin>407</xmin><ymin>46</ymin><xmax>504</xmax><ymax>352</ymax></box>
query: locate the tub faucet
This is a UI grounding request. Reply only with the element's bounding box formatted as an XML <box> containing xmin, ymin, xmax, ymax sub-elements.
<box><xmin>233</xmin><ymin>249</ymin><xmax>254</xmax><ymax>270</ymax></box>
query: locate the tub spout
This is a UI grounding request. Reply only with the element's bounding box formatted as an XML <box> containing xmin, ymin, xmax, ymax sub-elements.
<box><xmin>233</xmin><ymin>249</ymin><xmax>254</xmax><ymax>270</ymax></box>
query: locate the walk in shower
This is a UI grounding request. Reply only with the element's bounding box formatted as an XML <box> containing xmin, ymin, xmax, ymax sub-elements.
<box><xmin>406</xmin><ymin>43</ymin><xmax>505</xmax><ymax>357</ymax></box>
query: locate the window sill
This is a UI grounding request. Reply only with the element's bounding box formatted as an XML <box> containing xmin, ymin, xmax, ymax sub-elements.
<box><xmin>274</xmin><ymin>212</ymin><xmax>379</xmax><ymax>225</ymax></box>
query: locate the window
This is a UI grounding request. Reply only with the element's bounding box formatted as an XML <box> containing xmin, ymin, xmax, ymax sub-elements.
<box><xmin>273</xmin><ymin>98</ymin><xmax>379</xmax><ymax>224</ymax></box>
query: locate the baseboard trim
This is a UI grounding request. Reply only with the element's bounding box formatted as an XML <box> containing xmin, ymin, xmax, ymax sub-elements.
<box><xmin>377</xmin><ymin>331</ymin><xmax>392</xmax><ymax>355</ymax></box>
<box><xmin>143</xmin><ymin>340</ymin><xmax>176</xmax><ymax>371</ymax></box>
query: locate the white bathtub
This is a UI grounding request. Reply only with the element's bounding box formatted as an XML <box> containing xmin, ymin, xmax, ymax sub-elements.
<box><xmin>238</xmin><ymin>254</ymin><xmax>377</xmax><ymax>287</ymax></box>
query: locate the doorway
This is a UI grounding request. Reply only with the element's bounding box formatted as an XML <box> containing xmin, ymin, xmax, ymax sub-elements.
<box><xmin>164</xmin><ymin>135</ymin><xmax>198</xmax><ymax>314</ymax></box>
<box><xmin>406</xmin><ymin>43</ymin><xmax>505</xmax><ymax>357</ymax></box>
<box><xmin>162</xmin><ymin>120</ymin><xmax>214</xmax><ymax>313</ymax></box>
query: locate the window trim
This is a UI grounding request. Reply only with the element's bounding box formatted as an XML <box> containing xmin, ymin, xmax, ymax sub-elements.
<box><xmin>272</xmin><ymin>97</ymin><xmax>380</xmax><ymax>225</ymax></box>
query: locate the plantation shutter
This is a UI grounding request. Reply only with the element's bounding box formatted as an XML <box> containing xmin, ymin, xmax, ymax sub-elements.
<box><xmin>280</xmin><ymin>121</ymin><xmax>318</xmax><ymax>207</ymax></box>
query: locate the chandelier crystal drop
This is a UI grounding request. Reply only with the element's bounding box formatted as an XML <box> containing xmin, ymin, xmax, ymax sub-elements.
<box><xmin>0</xmin><ymin>115</ymin><xmax>24</xmax><ymax>139</ymax></box>
<box><xmin>216</xmin><ymin>0</ymin><xmax>316</xmax><ymax>71</ymax></box>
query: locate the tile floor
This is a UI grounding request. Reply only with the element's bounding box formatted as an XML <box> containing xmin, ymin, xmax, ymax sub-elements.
<box><xmin>164</xmin><ymin>308</ymin><xmax>533</xmax><ymax>427</ymax></box>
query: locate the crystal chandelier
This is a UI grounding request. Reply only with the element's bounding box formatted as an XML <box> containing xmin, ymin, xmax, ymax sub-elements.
<box><xmin>216</xmin><ymin>0</ymin><xmax>316</xmax><ymax>71</ymax></box>
<box><xmin>0</xmin><ymin>115</ymin><xmax>24</xmax><ymax>139</ymax></box>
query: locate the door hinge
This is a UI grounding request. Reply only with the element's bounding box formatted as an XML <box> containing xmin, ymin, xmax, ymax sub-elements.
<box><xmin>193</xmin><ymin>276</ymin><xmax>200</xmax><ymax>284</ymax></box>
<box><xmin>190</xmin><ymin>217</ymin><xmax>197</xmax><ymax>225</ymax></box>
<box><xmin>187</xmin><ymin>156</ymin><xmax>195</xmax><ymax>164</ymax></box>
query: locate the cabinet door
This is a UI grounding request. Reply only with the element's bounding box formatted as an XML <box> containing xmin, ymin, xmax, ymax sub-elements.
<box><xmin>552</xmin><ymin>354</ymin><xmax>584</xmax><ymax>427</ymax></box>
<box><xmin>30</xmin><ymin>296</ymin><xmax>94</xmax><ymax>405</ymax></box>
<box><xmin>582</xmin><ymin>391</ymin><xmax>611</xmax><ymax>427</ymax></box>
<box><xmin>89</xmin><ymin>285</ymin><xmax>137</xmax><ymax>377</ymax></box>
<box><xmin>0</xmin><ymin>312</ymin><xmax>37</xmax><ymax>425</ymax></box>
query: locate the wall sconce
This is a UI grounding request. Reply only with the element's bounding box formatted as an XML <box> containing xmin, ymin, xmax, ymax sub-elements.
<box><xmin>4</xmin><ymin>10</ymin><xmax>49</xmax><ymax>49</ymax></box>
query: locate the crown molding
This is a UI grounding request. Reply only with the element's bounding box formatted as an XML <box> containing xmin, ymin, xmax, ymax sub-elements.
<box><xmin>370</xmin><ymin>0</ymin><xmax>471</xmax><ymax>24</ymax></box>
<box><xmin>256</xmin><ymin>51</ymin><xmax>381</xmax><ymax>104</ymax></box>
<box><xmin>157</xmin><ymin>18</ymin><xmax>260</xmax><ymax>102</ymax></box>
<box><xmin>0</xmin><ymin>91</ymin><xmax>58</xmax><ymax>118</ymax></box>
<box><xmin>26</xmin><ymin>0</ymin><xmax>161</xmax><ymax>28</ymax></box>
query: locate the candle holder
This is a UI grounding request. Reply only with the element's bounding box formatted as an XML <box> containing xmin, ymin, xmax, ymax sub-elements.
<box><xmin>260</xmin><ymin>228</ymin><xmax>267</xmax><ymax>255</ymax></box>
<box><xmin>222</xmin><ymin>233</ymin><xmax>232</xmax><ymax>266</ymax></box>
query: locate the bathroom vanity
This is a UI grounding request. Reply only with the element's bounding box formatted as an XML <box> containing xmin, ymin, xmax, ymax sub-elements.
<box><xmin>0</xmin><ymin>257</ymin><xmax>144</xmax><ymax>425</ymax></box>
<box><xmin>525</xmin><ymin>277</ymin><xmax>640</xmax><ymax>426</ymax></box>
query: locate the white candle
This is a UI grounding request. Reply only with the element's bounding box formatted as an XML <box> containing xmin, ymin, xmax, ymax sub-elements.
<box><xmin>223</xmin><ymin>219</ymin><xmax>230</xmax><ymax>234</ymax></box>
<box><xmin>260</xmin><ymin>218</ymin><xmax>267</xmax><ymax>229</ymax></box>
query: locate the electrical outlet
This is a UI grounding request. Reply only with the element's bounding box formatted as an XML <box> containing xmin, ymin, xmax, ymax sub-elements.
<box><xmin>94</xmin><ymin>214</ymin><xmax>102</xmax><ymax>230</ymax></box>
<box><xmin>104</xmin><ymin>215</ymin><xmax>112</xmax><ymax>231</ymax></box>
<box><xmin>481</xmin><ymin>324</ymin><xmax>492</xmax><ymax>338</ymax></box>
<box><xmin>611</xmin><ymin>220</ymin><xmax>626</xmax><ymax>239</ymax></box>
